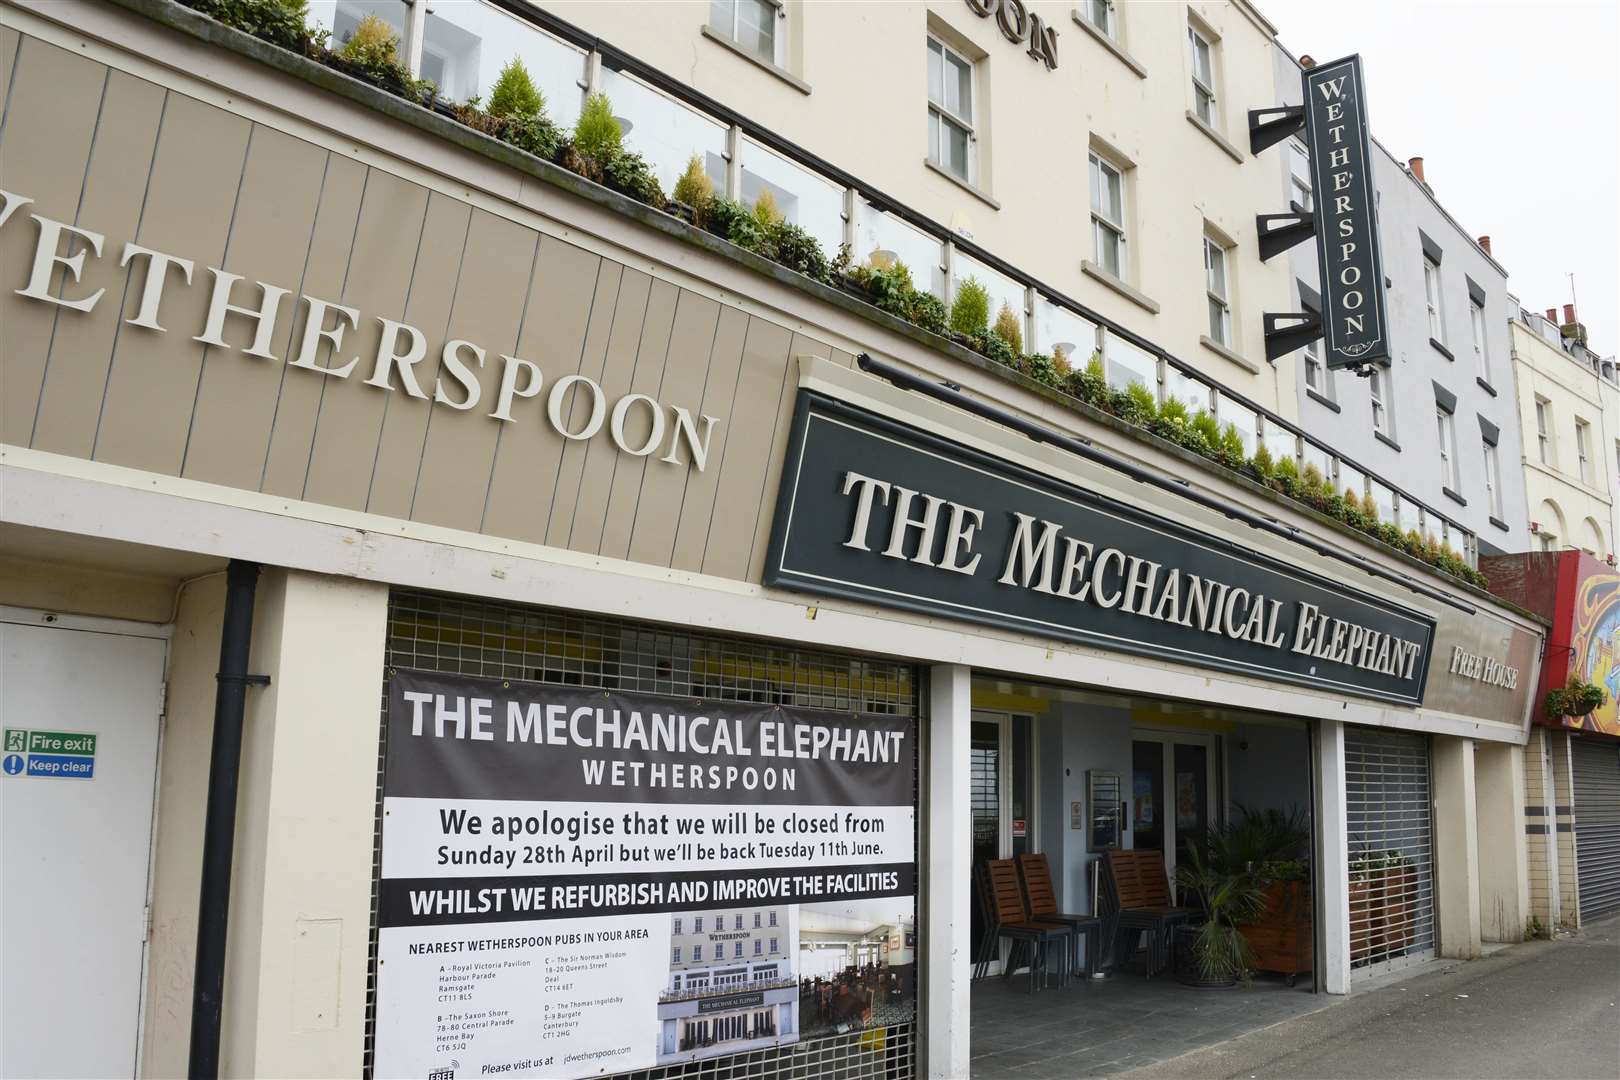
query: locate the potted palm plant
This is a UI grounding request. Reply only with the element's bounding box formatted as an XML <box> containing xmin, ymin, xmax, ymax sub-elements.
<box><xmin>1172</xmin><ymin>830</ymin><xmax>1267</xmax><ymax>987</ymax></box>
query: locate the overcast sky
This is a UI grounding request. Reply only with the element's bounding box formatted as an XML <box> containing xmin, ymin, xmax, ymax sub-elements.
<box><xmin>1258</xmin><ymin>0</ymin><xmax>1619</xmax><ymax>355</ymax></box>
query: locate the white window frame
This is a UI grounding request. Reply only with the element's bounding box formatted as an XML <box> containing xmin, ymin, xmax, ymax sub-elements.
<box><xmin>1483</xmin><ymin>439</ymin><xmax>1503</xmax><ymax>518</ymax></box>
<box><xmin>1576</xmin><ymin>418</ymin><xmax>1593</xmax><ymax>483</ymax></box>
<box><xmin>1204</xmin><ymin>233</ymin><xmax>1231</xmax><ymax>346</ymax></box>
<box><xmin>1089</xmin><ymin>151</ymin><xmax>1127</xmax><ymax>278</ymax></box>
<box><xmin>1085</xmin><ymin>0</ymin><xmax>1116</xmax><ymax>39</ymax></box>
<box><xmin>1436</xmin><ymin>406</ymin><xmax>1458</xmax><ymax>490</ymax></box>
<box><xmin>1469</xmin><ymin>297</ymin><xmax>1490</xmax><ymax>382</ymax></box>
<box><xmin>1423</xmin><ymin>257</ymin><xmax>1445</xmax><ymax>343</ymax></box>
<box><xmin>709</xmin><ymin>0</ymin><xmax>783</xmax><ymax>67</ymax></box>
<box><xmin>1188</xmin><ymin>24</ymin><xmax>1217</xmax><ymax>126</ymax></box>
<box><xmin>927</xmin><ymin>36</ymin><xmax>976</xmax><ymax>184</ymax></box>
<box><xmin>1535</xmin><ymin>397</ymin><xmax>1553</xmax><ymax>464</ymax></box>
<box><xmin>1303</xmin><ymin>334</ymin><xmax>1324</xmax><ymax>393</ymax></box>
<box><xmin>1289</xmin><ymin>139</ymin><xmax>1313</xmax><ymax>212</ymax></box>
<box><xmin>1369</xmin><ymin>366</ymin><xmax>1389</xmax><ymax>434</ymax></box>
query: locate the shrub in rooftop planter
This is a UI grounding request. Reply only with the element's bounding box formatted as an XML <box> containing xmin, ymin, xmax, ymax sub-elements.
<box><xmin>1249</xmin><ymin>441</ymin><xmax>1276</xmax><ymax>481</ymax></box>
<box><xmin>183</xmin><ymin>0</ymin><xmax>310</xmax><ymax>50</ymax></box>
<box><xmin>769</xmin><ymin>220</ymin><xmax>832</xmax><ymax>284</ymax></box>
<box><xmin>326</xmin><ymin>13</ymin><xmax>436</xmax><ymax>105</ymax></box>
<box><xmin>751</xmin><ymin>189</ymin><xmax>784</xmax><ymax>230</ymax></box>
<box><xmin>1217</xmin><ymin>422</ymin><xmax>1246</xmax><ymax>470</ymax></box>
<box><xmin>487</xmin><ymin>58</ymin><xmax>544</xmax><ymax>121</ymax></box>
<box><xmin>907</xmin><ymin>291</ymin><xmax>949</xmax><ymax>335</ymax></box>
<box><xmin>672</xmin><ymin>155</ymin><xmax>716</xmax><ymax>229</ymax></box>
<box><xmin>1023</xmin><ymin>352</ymin><xmax>1058</xmax><ymax>388</ymax></box>
<box><xmin>949</xmin><ymin>278</ymin><xmax>990</xmax><ymax>337</ymax></box>
<box><xmin>992</xmin><ymin>302</ymin><xmax>1023</xmax><ymax>353</ymax></box>
<box><xmin>971</xmin><ymin>327</ymin><xmax>1017</xmax><ymax>367</ymax></box>
<box><xmin>1191</xmin><ymin>409</ymin><xmax>1221</xmax><ymax>450</ymax></box>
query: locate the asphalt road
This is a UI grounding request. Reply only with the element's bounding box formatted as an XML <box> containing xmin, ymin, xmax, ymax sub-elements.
<box><xmin>1123</xmin><ymin>914</ymin><xmax>1620</xmax><ymax>1080</ymax></box>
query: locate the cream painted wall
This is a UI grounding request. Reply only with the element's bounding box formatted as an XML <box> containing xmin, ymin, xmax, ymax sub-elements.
<box><xmin>142</xmin><ymin>573</ymin><xmax>225</xmax><ymax>1079</ymax></box>
<box><xmin>1474</xmin><ymin>742</ymin><xmax>1528</xmax><ymax>943</ymax></box>
<box><xmin>0</xmin><ymin>555</ymin><xmax>180</xmax><ymax>622</ymax></box>
<box><xmin>535</xmin><ymin>0</ymin><xmax>1297</xmax><ymax>412</ymax></box>
<box><xmin>1509</xmin><ymin>318</ymin><xmax>1616</xmax><ymax>556</ymax></box>
<box><xmin>1432</xmin><ymin>735</ymin><xmax>1482</xmax><ymax>960</ymax></box>
<box><xmin>222</xmin><ymin>569</ymin><xmax>388</xmax><ymax>1078</ymax></box>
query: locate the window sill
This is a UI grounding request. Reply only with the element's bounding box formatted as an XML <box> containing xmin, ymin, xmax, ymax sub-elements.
<box><xmin>1305</xmin><ymin>387</ymin><xmax>1340</xmax><ymax>413</ymax></box>
<box><xmin>1374</xmin><ymin>430</ymin><xmax>1402</xmax><ymax>452</ymax></box>
<box><xmin>1476</xmin><ymin>376</ymin><xmax>1497</xmax><ymax>397</ymax></box>
<box><xmin>1081</xmin><ymin>260</ymin><xmax>1160</xmax><ymax>314</ymax></box>
<box><xmin>1429</xmin><ymin>336</ymin><xmax>1455</xmax><ymax>361</ymax></box>
<box><xmin>1490</xmin><ymin>515</ymin><xmax>1510</xmax><ymax>532</ymax></box>
<box><xmin>700</xmin><ymin>26</ymin><xmax>811</xmax><ymax>95</ymax></box>
<box><xmin>1200</xmin><ymin>334</ymin><xmax>1260</xmax><ymax>374</ymax></box>
<box><xmin>1443</xmin><ymin>486</ymin><xmax>1467</xmax><ymax>507</ymax></box>
<box><xmin>1070</xmin><ymin>11</ymin><xmax>1147</xmax><ymax>78</ymax></box>
<box><xmin>923</xmin><ymin>158</ymin><xmax>1001</xmax><ymax>211</ymax></box>
<box><xmin>1185</xmin><ymin>110</ymin><xmax>1244</xmax><ymax>163</ymax></box>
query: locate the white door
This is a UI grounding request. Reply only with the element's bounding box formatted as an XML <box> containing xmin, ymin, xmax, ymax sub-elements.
<box><xmin>2</xmin><ymin>616</ymin><xmax>165</xmax><ymax>1079</ymax></box>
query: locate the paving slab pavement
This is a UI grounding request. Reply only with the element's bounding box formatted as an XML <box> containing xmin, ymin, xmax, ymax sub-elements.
<box><xmin>1119</xmin><ymin>914</ymin><xmax>1620</xmax><ymax>1080</ymax></box>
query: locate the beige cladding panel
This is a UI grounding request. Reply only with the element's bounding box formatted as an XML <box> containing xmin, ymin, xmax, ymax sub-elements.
<box><xmin>624</xmin><ymin>291</ymin><xmax>723</xmax><ymax>568</ymax></box>
<box><xmin>30</xmin><ymin>70</ymin><xmax>166</xmax><ymax>460</ymax></box>
<box><xmin>668</xmin><ymin>305</ymin><xmax>750</xmax><ymax>573</ymax></box>
<box><xmin>259</xmin><ymin>154</ymin><xmax>368</xmax><ymax>497</ymax></box>
<box><xmin>562</xmin><ymin>267</ymin><xmax>654</xmax><ymax>554</ymax></box>
<box><xmin>183</xmin><ymin>127</ymin><xmax>328</xmax><ymax>490</ymax></box>
<box><xmin>749</xmin><ymin>331</ymin><xmax>832</xmax><ymax>581</ymax></box>
<box><xmin>596</xmin><ymin>278</ymin><xmax>680</xmax><ymax>561</ymax></box>
<box><xmin>1424</xmin><ymin>607</ymin><xmax>1540</xmax><ymax>723</ymax></box>
<box><xmin>543</xmin><ymin>260</ymin><xmax>624</xmax><ymax>550</ymax></box>
<box><xmin>0</xmin><ymin>25</ymin><xmax>18</xmax><ymax>116</ymax></box>
<box><xmin>94</xmin><ymin>93</ymin><xmax>251</xmax><ymax>475</ymax></box>
<box><xmin>480</xmin><ymin>234</ymin><xmax>603</xmax><ymax>543</ymax></box>
<box><xmin>364</xmin><ymin>191</ymin><xmax>472</xmax><ymax>520</ymax></box>
<box><xmin>0</xmin><ymin>36</ymin><xmax>107</xmax><ymax>446</ymax></box>
<box><xmin>410</xmin><ymin>208</ymin><xmax>539</xmax><ymax>529</ymax></box>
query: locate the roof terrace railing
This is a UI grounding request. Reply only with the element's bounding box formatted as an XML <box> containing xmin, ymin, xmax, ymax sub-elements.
<box><xmin>332</xmin><ymin>0</ymin><xmax>1478</xmax><ymax>566</ymax></box>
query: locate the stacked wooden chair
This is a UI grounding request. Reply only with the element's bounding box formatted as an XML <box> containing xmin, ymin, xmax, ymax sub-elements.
<box><xmin>1100</xmin><ymin>849</ymin><xmax>1194</xmax><ymax>976</ymax></box>
<box><xmin>1016</xmin><ymin>852</ymin><xmax>1104</xmax><ymax>978</ymax></box>
<box><xmin>972</xmin><ymin>859</ymin><xmax>1076</xmax><ymax>992</ymax></box>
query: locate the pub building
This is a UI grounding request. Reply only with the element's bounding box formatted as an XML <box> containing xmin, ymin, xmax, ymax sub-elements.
<box><xmin>0</xmin><ymin>2</ymin><xmax>1546</xmax><ymax>1079</ymax></box>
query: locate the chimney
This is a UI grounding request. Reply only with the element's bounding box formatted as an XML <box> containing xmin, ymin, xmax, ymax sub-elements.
<box><xmin>1408</xmin><ymin>157</ymin><xmax>1426</xmax><ymax>183</ymax></box>
<box><xmin>1477</xmin><ymin>235</ymin><xmax>1491</xmax><ymax>255</ymax></box>
<box><xmin>1299</xmin><ymin>54</ymin><xmax>1317</xmax><ymax>69</ymax></box>
<box><xmin>1564</xmin><ymin>303</ymin><xmax>1577</xmax><ymax>324</ymax></box>
<box><xmin>1546</xmin><ymin>308</ymin><xmax>1559</xmax><ymax>323</ymax></box>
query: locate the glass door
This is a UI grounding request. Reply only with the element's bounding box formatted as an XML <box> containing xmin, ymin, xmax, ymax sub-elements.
<box><xmin>1131</xmin><ymin>733</ymin><xmax>1218</xmax><ymax>889</ymax></box>
<box><xmin>969</xmin><ymin>712</ymin><xmax>1037</xmax><ymax>974</ymax></box>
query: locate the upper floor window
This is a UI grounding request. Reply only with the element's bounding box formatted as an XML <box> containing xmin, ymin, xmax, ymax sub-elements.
<box><xmin>710</xmin><ymin>0</ymin><xmax>779</xmax><ymax>65</ymax></box>
<box><xmin>1469</xmin><ymin>296</ymin><xmax>1490</xmax><ymax>382</ymax></box>
<box><xmin>753</xmin><ymin>911</ymin><xmax>761</xmax><ymax>928</ymax></box>
<box><xmin>770</xmin><ymin>937</ymin><xmax>780</xmax><ymax>952</ymax></box>
<box><xmin>1204</xmin><ymin>233</ymin><xmax>1231</xmax><ymax>346</ymax></box>
<box><xmin>1289</xmin><ymin>141</ymin><xmax>1312</xmax><ymax>212</ymax></box>
<box><xmin>1423</xmin><ymin>257</ymin><xmax>1445</xmax><ymax>343</ymax></box>
<box><xmin>769</xmin><ymin>911</ymin><xmax>778</xmax><ymax>926</ymax></box>
<box><xmin>1436</xmin><ymin>405</ymin><xmax>1458</xmax><ymax>490</ymax></box>
<box><xmin>673</xmin><ymin>917</ymin><xmax>682</xmax><ymax>935</ymax></box>
<box><xmin>1369</xmin><ymin>366</ymin><xmax>1389</xmax><ymax>435</ymax></box>
<box><xmin>1089</xmin><ymin>152</ymin><xmax>1127</xmax><ymax>277</ymax></box>
<box><xmin>734</xmin><ymin>941</ymin><xmax>744</xmax><ymax>958</ymax></box>
<box><xmin>1535</xmin><ymin>397</ymin><xmax>1553</xmax><ymax>464</ymax></box>
<box><xmin>714</xmin><ymin>943</ymin><xmax>725</xmax><ymax>960</ymax></box>
<box><xmin>1083</xmin><ymin>0</ymin><xmax>1116</xmax><ymax>39</ymax></box>
<box><xmin>1483</xmin><ymin>438</ymin><xmax>1503</xmax><ymax>518</ymax></box>
<box><xmin>693</xmin><ymin>916</ymin><xmax>703</xmax><ymax>932</ymax></box>
<box><xmin>672</xmin><ymin>946</ymin><xmax>682</xmax><ymax>963</ymax></box>
<box><xmin>1303</xmin><ymin>333</ymin><xmax>1324</xmax><ymax>394</ymax></box>
<box><xmin>754</xmin><ymin>939</ymin><xmax>763</xmax><ymax>955</ymax></box>
<box><xmin>1576</xmin><ymin>418</ymin><xmax>1593</xmax><ymax>484</ymax></box>
<box><xmin>1188</xmin><ymin>24</ymin><xmax>1217</xmax><ymax>126</ymax></box>
<box><xmin>927</xmin><ymin>37</ymin><xmax>975</xmax><ymax>183</ymax></box>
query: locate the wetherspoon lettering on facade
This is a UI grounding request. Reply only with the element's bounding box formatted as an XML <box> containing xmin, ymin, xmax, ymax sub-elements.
<box><xmin>0</xmin><ymin>189</ymin><xmax>719</xmax><ymax>469</ymax></box>
<box><xmin>964</xmin><ymin>0</ymin><xmax>1058</xmax><ymax>70</ymax></box>
<box><xmin>1301</xmin><ymin>55</ymin><xmax>1391</xmax><ymax>369</ymax></box>
<box><xmin>767</xmin><ymin>393</ymin><xmax>1435</xmax><ymax>705</ymax></box>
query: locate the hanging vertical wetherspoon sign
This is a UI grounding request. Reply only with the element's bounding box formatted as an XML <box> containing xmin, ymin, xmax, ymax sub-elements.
<box><xmin>1303</xmin><ymin>55</ymin><xmax>1390</xmax><ymax>370</ymax></box>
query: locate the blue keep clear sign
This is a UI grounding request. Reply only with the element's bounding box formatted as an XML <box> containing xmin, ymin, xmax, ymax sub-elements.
<box><xmin>2</xmin><ymin>728</ymin><xmax>97</xmax><ymax>779</ymax></box>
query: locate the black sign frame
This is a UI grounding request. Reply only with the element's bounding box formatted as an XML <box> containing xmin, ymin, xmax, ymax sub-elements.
<box><xmin>1302</xmin><ymin>54</ymin><xmax>1391</xmax><ymax>370</ymax></box>
<box><xmin>764</xmin><ymin>391</ymin><xmax>1435</xmax><ymax>706</ymax></box>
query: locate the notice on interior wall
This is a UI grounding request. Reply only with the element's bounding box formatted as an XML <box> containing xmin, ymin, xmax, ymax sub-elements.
<box><xmin>372</xmin><ymin>671</ymin><xmax>917</xmax><ymax>1079</ymax></box>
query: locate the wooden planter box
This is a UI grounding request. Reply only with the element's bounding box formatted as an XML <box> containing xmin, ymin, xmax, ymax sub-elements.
<box><xmin>1350</xmin><ymin>864</ymin><xmax>1417</xmax><ymax>964</ymax></box>
<box><xmin>1242</xmin><ymin>880</ymin><xmax>1312</xmax><ymax>984</ymax></box>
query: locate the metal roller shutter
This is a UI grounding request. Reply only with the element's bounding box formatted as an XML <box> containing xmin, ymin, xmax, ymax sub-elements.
<box><xmin>367</xmin><ymin>589</ymin><xmax>923</xmax><ymax>1080</ymax></box>
<box><xmin>1572</xmin><ymin>737</ymin><xmax>1620</xmax><ymax>921</ymax></box>
<box><xmin>1345</xmin><ymin>728</ymin><xmax>1437</xmax><ymax>978</ymax></box>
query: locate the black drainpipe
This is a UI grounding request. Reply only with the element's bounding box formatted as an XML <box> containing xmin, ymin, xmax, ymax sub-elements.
<box><xmin>188</xmin><ymin>560</ymin><xmax>270</xmax><ymax>1079</ymax></box>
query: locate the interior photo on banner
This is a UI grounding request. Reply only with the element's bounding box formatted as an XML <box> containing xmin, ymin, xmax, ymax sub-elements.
<box><xmin>371</xmin><ymin>670</ymin><xmax>917</xmax><ymax>1079</ymax></box>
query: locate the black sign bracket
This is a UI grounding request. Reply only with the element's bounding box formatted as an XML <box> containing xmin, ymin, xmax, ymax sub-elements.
<box><xmin>1257</xmin><ymin>212</ymin><xmax>1316</xmax><ymax>262</ymax></box>
<box><xmin>1248</xmin><ymin>105</ymin><xmax>1305</xmax><ymax>155</ymax></box>
<box><xmin>1263</xmin><ymin>311</ymin><xmax>1323</xmax><ymax>362</ymax></box>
